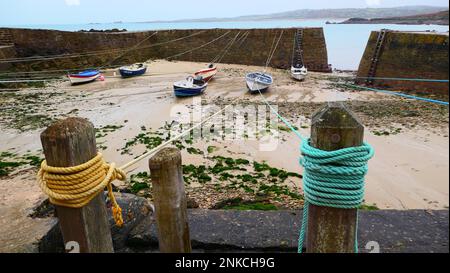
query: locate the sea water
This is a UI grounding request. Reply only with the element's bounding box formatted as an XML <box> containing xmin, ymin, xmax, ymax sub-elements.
<box><xmin>2</xmin><ymin>20</ymin><xmax>449</xmax><ymax>70</ymax></box>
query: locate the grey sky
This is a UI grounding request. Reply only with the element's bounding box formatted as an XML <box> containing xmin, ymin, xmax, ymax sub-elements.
<box><xmin>1</xmin><ymin>0</ymin><xmax>448</xmax><ymax>25</ymax></box>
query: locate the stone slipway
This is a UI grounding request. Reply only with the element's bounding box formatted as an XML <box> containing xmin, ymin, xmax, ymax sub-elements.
<box><xmin>38</xmin><ymin>194</ymin><xmax>449</xmax><ymax>253</ymax></box>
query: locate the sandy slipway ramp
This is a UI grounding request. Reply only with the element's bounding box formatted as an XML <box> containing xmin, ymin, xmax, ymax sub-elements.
<box><xmin>37</xmin><ymin>193</ymin><xmax>448</xmax><ymax>253</ymax></box>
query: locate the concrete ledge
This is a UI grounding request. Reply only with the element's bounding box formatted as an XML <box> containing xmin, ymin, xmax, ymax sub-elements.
<box><xmin>37</xmin><ymin>194</ymin><xmax>449</xmax><ymax>253</ymax></box>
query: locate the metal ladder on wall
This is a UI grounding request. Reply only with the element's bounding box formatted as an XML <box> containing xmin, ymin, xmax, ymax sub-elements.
<box><xmin>366</xmin><ymin>29</ymin><xmax>389</xmax><ymax>85</ymax></box>
<box><xmin>292</xmin><ymin>29</ymin><xmax>305</xmax><ymax>68</ymax></box>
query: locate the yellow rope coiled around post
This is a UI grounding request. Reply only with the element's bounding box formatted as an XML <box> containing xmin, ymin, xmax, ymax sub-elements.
<box><xmin>37</xmin><ymin>153</ymin><xmax>126</xmax><ymax>227</ymax></box>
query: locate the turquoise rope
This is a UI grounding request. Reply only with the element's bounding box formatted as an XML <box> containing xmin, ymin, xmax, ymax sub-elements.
<box><xmin>355</xmin><ymin>76</ymin><xmax>449</xmax><ymax>83</ymax></box>
<box><xmin>256</xmin><ymin>90</ymin><xmax>374</xmax><ymax>253</ymax></box>
<box><xmin>345</xmin><ymin>84</ymin><xmax>449</xmax><ymax>106</ymax></box>
<box><xmin>297</xmin><ymin>140</ymin><xmax>374</xmax><ymax>253</ymax></box>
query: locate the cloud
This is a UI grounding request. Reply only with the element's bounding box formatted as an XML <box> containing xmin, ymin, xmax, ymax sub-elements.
<box><xmin>366</xmin><ymin>0</ymin><xmax>381</xmax><ymax>6</ymax></box>
<box><xmin>65</xmin><ymin>0</ymin><xmax>80</xmax><ymax>6</ymax></box>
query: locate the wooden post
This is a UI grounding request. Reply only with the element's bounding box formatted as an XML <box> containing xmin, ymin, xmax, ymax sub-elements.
<box><xmin>40</xmin><ymin>117</ymin><xmax>114</xmax><ymax>253</ymax></box>
<box><xmin>149</xmin><ymin>147</ymin><xmax>191</xmax><ymax>253</ymax></box>
<box><xmin>306</xmin><ymin>101</ymin><xmax>364</xmax><ymax>253</ymax></box>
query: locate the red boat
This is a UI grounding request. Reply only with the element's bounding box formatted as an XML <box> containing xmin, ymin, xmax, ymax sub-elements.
<box><xmin>194</xmin><ymin>63</ymin><xmax>217</xmax><ymax>82</ymax></box>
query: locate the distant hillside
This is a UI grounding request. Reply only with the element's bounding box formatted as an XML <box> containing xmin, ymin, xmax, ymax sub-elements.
<box><xmin>339</xmin><ymin>10</ymin><xmax>449</xmax><ymax>25</ymax></box>
<box><xmin>142</xmin><ymin>6</ymin><xmax>448</xmax><ymax>23</ymax></box>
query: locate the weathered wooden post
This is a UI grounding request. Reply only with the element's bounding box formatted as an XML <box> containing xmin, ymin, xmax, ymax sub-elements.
<box><xmin>40</xmin><ymin>117</ymin><xmax>114</xmax><ymax>253</ymax></box>
<box><xmin>306</xmin><ymin>101</ymin><xmax>364</xmax><ymax>253</ymax></box>
<box><xmin>149</xmin><ymin>147</ymin><xmax>192</xmax><ymax>253</ymax></box>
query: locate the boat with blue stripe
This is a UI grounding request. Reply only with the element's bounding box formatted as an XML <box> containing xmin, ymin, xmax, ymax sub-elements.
<box><xmin>68</xmin><ymin>70</ymin><xmax>100</xmax><ymax>85</ymax></box>
<box><xmin>119</xmin><ymin>63</ymin><xmax>147</xmax><ymax>78</ymax></box>
<box><xmin>174</xmin><ymin>76</ymin><xmax>208</xmax><ymax>97</ymax></box>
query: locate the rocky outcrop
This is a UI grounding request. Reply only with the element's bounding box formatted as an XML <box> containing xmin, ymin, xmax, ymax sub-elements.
<box><xmin>340</xmin><ymin>10</ymin><xmax>449</xmax><ymax>25</ymax></box>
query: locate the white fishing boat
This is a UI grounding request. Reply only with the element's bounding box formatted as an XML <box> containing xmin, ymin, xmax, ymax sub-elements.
<box><xmin>68</xmin><ymin>70</ymin><xmax>100</xmax><ymax>85</ymax></box>
<box><xmin>245</xmin><ymin>72</ymin><xmax>273</xmax><ymax>93</ymax></box>
<box><xmin>291</xmin><ymin>65</ymin><xmax>308</xmax><ymax>81</ymax></box>
<box><xmin>194</xmin><ymin>63</ymin><xmax>217</xmax><ymax>82</ymax></box>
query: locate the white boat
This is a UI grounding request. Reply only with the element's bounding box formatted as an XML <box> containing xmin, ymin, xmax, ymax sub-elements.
<box><xmin>194</xmin><ymin>63</ymin><xmax>217</xmax><ymax>82</ymax></box>
<box><xmin>245</xmin><ymin>72</ymin><xmax>273</xmax><ymax>93</ymax></box>
<box><xmin>291</xmin><ymin>65</ymin><xmax>308</xmax><ymax>81</ymax></box>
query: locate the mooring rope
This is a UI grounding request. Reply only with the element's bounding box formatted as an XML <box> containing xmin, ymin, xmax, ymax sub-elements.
<box><xmin>38</xmin><ymin>153</ymin><xmax>127</xmax><ymax>227</ymax></box>
<box><xmin>37</xmin><ymin>95</ymin><xmax>240</xmax><ymax>227</ymax></box>
<box><xmin>255</xmin><ymin>87</ymin><xmax>374</xmax><ymax>253</ymax></box>
<box><xmin>165</xmin><ymin>31</ymin><xmax>232</xmax><ymax>60</ymax></box>
<box><xmin>0</xmin><ymin>30</ymin><xmax>207</xmax><ymax>63</ymax></box>
<box><xmin>210</xmin><ymin>31</ymin><xmax>242</xmax><ymax>64</ymax></box>
<box><xmin>345</xmin><ymin>83</ymin><xmax>449</xmax><ymax>106</ymax></box>
<box><xmin>331</xmin><ymin>75</ymin><xmax>449</xmax><ymax>83</ymax></box>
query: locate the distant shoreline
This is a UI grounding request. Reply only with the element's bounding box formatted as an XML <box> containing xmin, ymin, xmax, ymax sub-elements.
<box><xmin>336</xmin><ymin>10</ymin><xmax>449</xmax><ymax>26</ymax></box>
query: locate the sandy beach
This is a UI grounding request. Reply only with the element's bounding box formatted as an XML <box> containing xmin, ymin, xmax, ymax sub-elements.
<box><xmin>0</xmin><ymin>60</ymin><xmax>448</xmax><ymax>252</ymax></box>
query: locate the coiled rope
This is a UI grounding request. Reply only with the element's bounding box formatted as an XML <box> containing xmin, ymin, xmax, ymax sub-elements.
<box><xmin>297</xmin><ymin>141</ymin><xmax>374</xmax><ymax>253</ymax></box>
<box><xmin>37</xmin><ymin>153</ymin><xmax>126</xmax><ymax>227</ymax></box>
<box><xmin>255</xmin><ymin>55</ymin><xmax>374</xmax><ymax>253</ymax></box>
<box><xmin>257</xmin><ymin>89</ymin><xmax>374</xmax><ymax>253</ymax></box>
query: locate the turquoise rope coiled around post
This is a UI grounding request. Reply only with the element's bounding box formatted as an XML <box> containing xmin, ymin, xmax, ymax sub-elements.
<box><xmin>255</xmin><ymin>88</ymin><xmax>375</xmax><ymax>253</ymax></box>
<box><xmin>297</xmin><ymin>140</ymin><xmax>374</xmax><ymax>253</ymax></box>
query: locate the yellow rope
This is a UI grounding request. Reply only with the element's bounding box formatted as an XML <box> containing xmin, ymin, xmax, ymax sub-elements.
<box><xmin>37</xmin><ymin>153</ymin><xmax>126</xmax><ymax>227</ymax></box>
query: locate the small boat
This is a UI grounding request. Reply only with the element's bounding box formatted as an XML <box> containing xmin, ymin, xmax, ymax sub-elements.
<box><xmin>245</xmin><ymin>72</ymin><xmax>273</xmax><ymax>93</ymax></box>
<box><xmin>119</xmin><ymin>63</ymin><xmax>147</xmax><ymax>78</ymax></box>
<box><xmin>68</xmin><ymin>70</ymin><xmax>100</xmax><ymax>85</ymax></box>
<box><xmin>291</xmin><ymin>65</ymin><xmax>308</xmax><ymax>81</ymax></box>
<box><xmin>174</xmin><ymin>76</ymin><xmax>208</xmax><ymax>97</ymax></box>
<box><xmin>194</xmin><ymin>63</ymin><xmax>217</xmax><ymax>82</ymax></box>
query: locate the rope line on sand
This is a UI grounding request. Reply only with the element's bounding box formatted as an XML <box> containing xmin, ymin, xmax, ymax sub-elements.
<box><xmin>119</xmin><ymin>96</ymin><xmax>239</xmax><ymax>171</ymax></box>
<box><xmin>345</xmin><ymin>83</ymin><xmax>449</xmax><ymax>106</ymax></box>
<box><xmin>328</xmin><ymin>74</ymin><xmax>449</xmax><ymax>83</ymax></box>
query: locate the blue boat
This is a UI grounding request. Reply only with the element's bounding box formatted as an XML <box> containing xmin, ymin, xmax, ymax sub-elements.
<box><xmin>119</xmin><ymin>63</ymin><xmax>147</xmax><ymax>78</ymax></box>
<box><xmin>174</xmin><ymin>76</ymin><xmax>208</xmax><ymax>97</ymax></box>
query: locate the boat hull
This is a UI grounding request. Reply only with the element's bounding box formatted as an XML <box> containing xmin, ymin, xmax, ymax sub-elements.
<box><xmin>68</xmin><ymin>73</ymin><xmax>100</xmax><ymax>85</ymax></box>
<box><xmin>245</xmin><ymin>72</ymin><xmax>273</xmax><ymax>93</ymax></box>
<box><xmin>291</xmin><ymin>73</ymin><xmax>306</xmax><ymax>81</ymax></box>
<box><xmin>291</xmin><ymin>66</ymin><xmax>308</xmax><ymax>81</ymax></box>
<box><xmin>174</xmin><ymin>86</ymin><xmax>207</xmax><ymax>97</ymax></box>
<box><xmin>119</xmin><ymin>67</ymin><xmax>147</xmax><ymax>78</ymax></box>
<box><xmin>246</xmin><ymin>81</ymin><xmax>270</xmax><ymax>93</ymax></box>
<box><xmin>195</xmin><ymin>67</ymin><xmax>217</xmax><ymax>82</ymax></box>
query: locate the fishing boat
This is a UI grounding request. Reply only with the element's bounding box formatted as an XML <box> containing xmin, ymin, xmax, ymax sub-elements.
<box><xmin>119</xmin><ymin>63</ymin><xmax>147</xmax><ymax>78</ymax></box>
<box><xmin>291</xmin><ymin>65</ymin><xmax>308</xmax><ymax>81</ymax></box>
<box><xmin>174</xmin><ymin>76</ymin><xmax>208</xmax><ymax>97</ymax></box>
<box><xmin>68</xmin><ymin>70</ymin><xmax>100</xmax><ymax>85</ymax></box>
<box><xmin>291</xmin><ymin>29</ymin><xmax>308</xmax><ymax>81</ymax></box>
<box><xmin>194</xmin><ymin>63</ymin><xmax>217</xmax><ymax>82</ymax></box>
<box><xmin>245</xmin><ymin>72</ymin><xmax>273</xmax><ymax>93</ymax></box>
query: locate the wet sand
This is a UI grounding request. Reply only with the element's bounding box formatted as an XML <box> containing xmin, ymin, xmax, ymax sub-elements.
<box><xmin>0</xmin><ymin>60</ymin><xmax>448</xmax><ymax>252</ymax></box>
